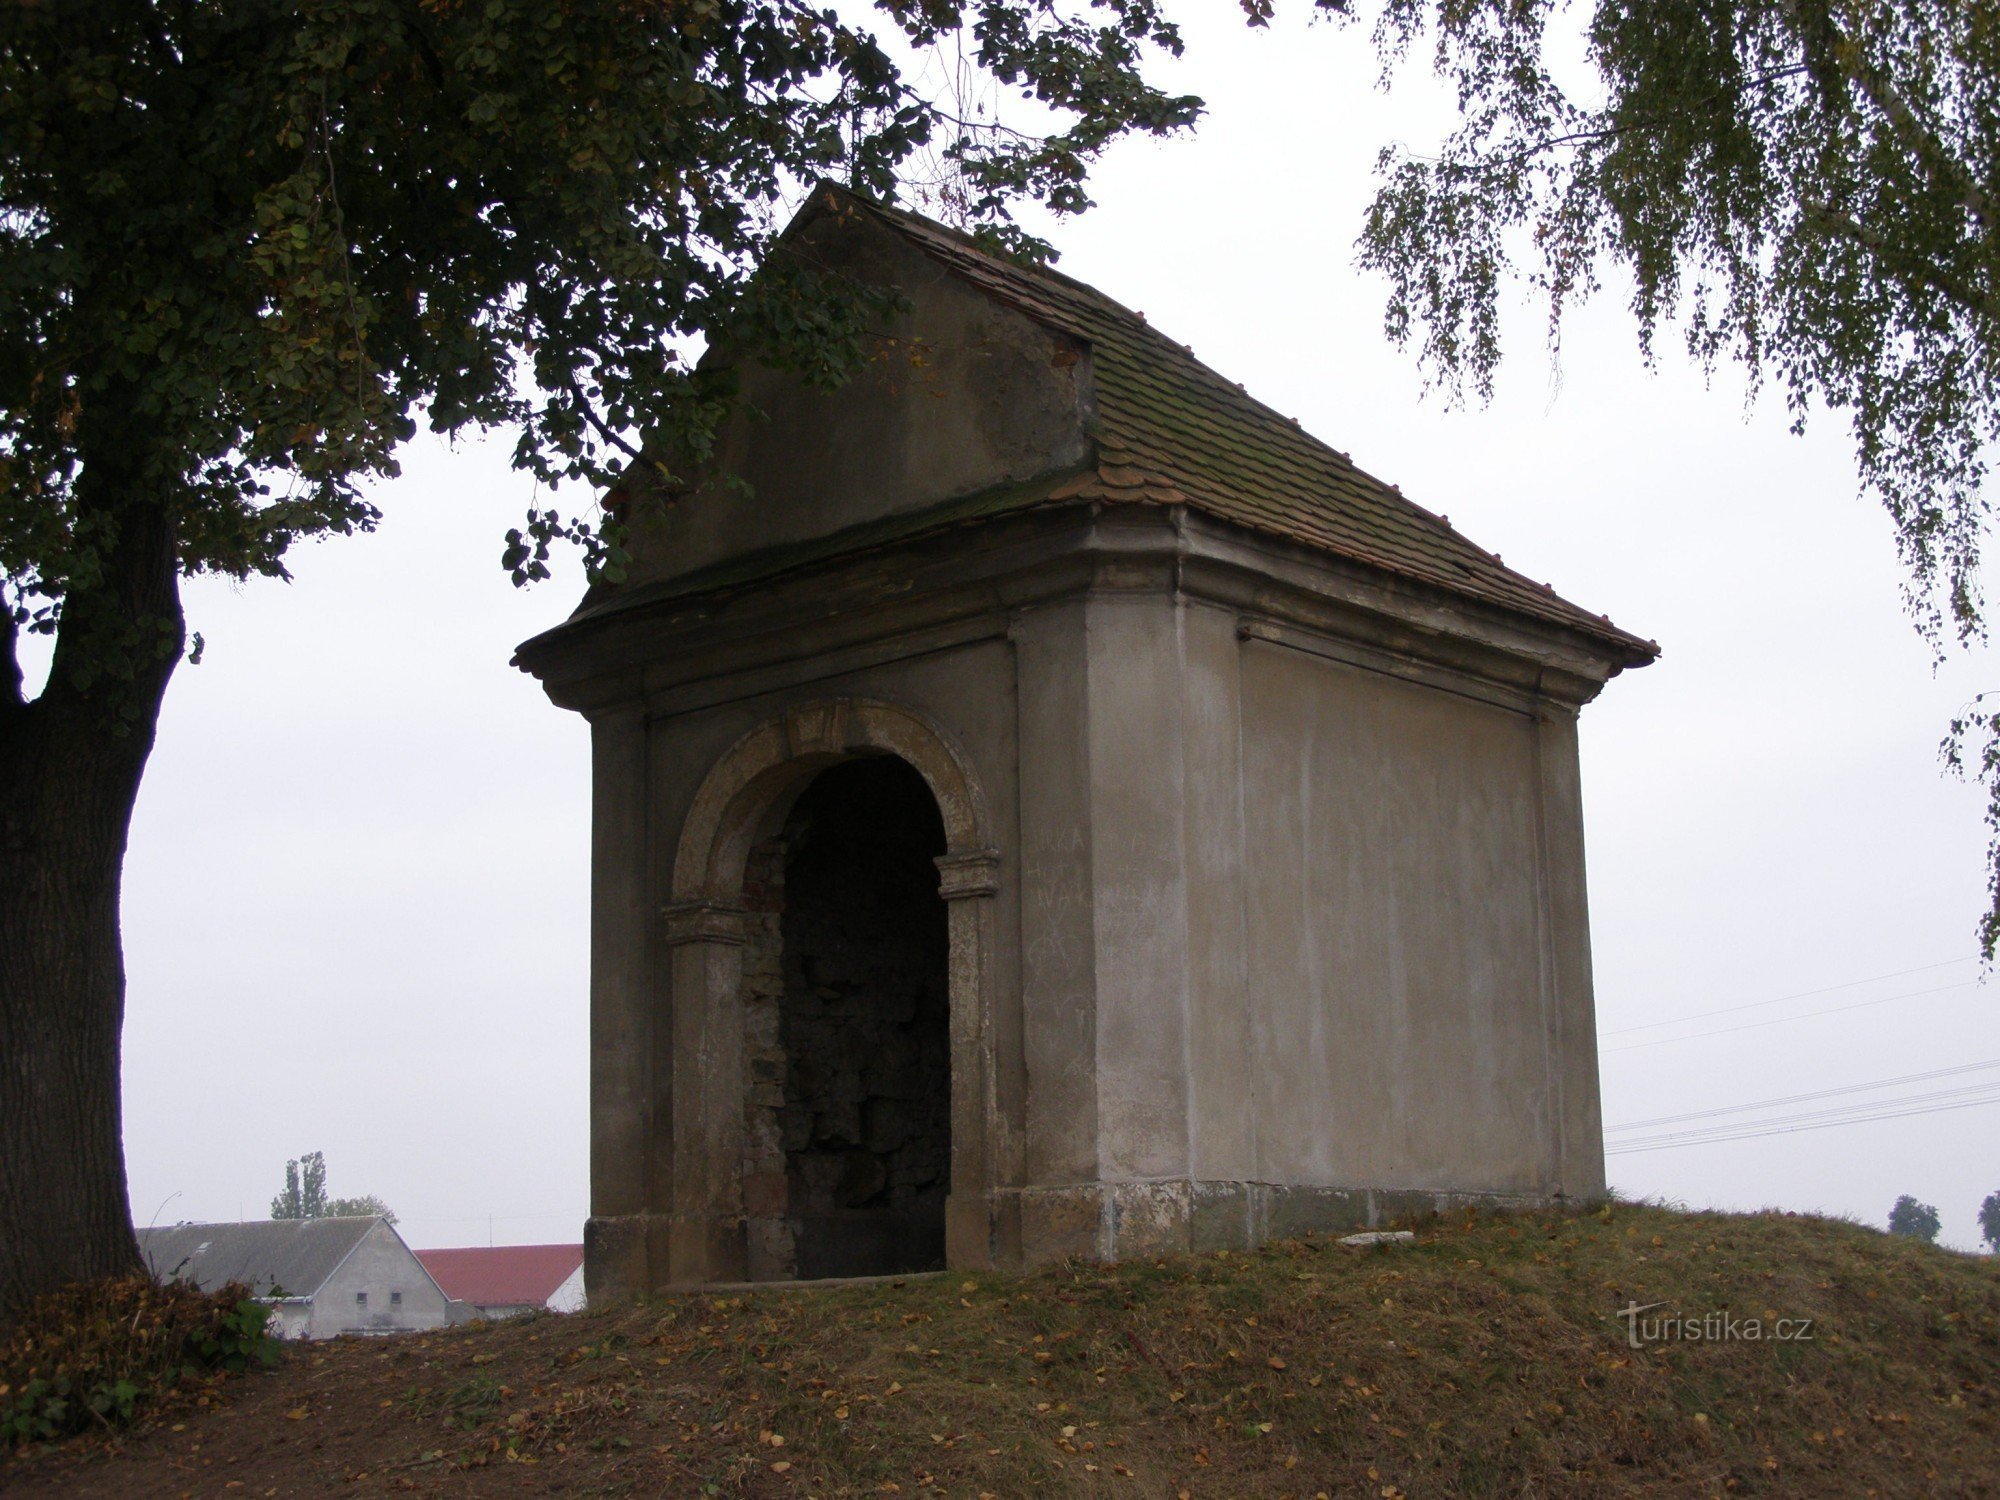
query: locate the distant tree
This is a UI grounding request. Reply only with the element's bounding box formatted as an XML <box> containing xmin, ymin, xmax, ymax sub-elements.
<box><xmin>270</xmin><ymin>1152</ymin><xmax>391</xmax><ymax>1224</ymax></box>
<box><xmin>269</xmin><ymin>1152</ymin><xmax>328</xmax><ymax>1222</ymax></box>
<box><xmin>1980</xmin><ymin>1190</ymin><xmax>2000</xmax><ymax>1253</ymax></box>
<box><xmin>1888</xmin><ymin>1194</ymin><xmax>1942</xmax><ymax>1243</ymax></box>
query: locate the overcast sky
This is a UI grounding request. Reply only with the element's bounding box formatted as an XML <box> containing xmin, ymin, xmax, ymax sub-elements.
<box><xmin>59</xmin><ymin>8</ymin><xmax>1999</xmax><ymax>1255</ymax></box>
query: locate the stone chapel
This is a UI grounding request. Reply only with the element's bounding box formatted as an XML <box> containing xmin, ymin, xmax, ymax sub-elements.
<box><xmin>514</xmin><ymin>184</ymin><xmax>1657</xmax><ymax>1296</ymax></box>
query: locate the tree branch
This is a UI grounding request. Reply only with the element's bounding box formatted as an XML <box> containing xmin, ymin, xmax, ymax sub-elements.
<box><xmin>516</xmin><ymin>272</ymin><xmax>648</xmax><ymax>466</ymax></box>
<box><xmin>1812</xmin><ymin>7</ymin><xmax>1995</xmax><ymax>245</ymax></box>
<box><xmin>1805</xmin><ymin>200</ymin><xmax>2000</xmax><ymax>326</ymax></box>
<box><xmin>1409</xmin><ymin>64</ymin><xmax>1810</xmax><ymax>180</ymax></box>
<box><xmin>564</xmin><ymin>374</ymin><xmax>645</xmax><ymax>464</ymax></box>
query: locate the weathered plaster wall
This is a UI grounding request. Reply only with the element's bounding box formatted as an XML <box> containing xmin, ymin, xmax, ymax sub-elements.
<box><xmin>557</xmin><ymin>506</ymin><xmax>1614</xmax><ymax>1293</ymax></box>
<box><xmin>617</xmin><ymin>216</ymin><xmax>1092</xmax><ymax>593</ymax></box>
<box><xmin>1002</xmin><ymin>584</ymin><xmax>1605</xmax><ymax>1262</ymax></box>
<box><xmin>1228</xmin><ymin>637</ymin><xmax>1583</xmax><ymax>1195</ymax></box>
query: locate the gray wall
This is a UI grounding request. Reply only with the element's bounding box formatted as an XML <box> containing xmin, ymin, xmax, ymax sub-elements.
<box><xmin>597</xmin><ymin>561</ymin><xmax>1605</xmax><ymax>1281</ymax></box>
<box><xmin>617</xmin><ymin>215</ymin><xmax>1093</xmax><ymax>593</ymax></box>
<box><xmin>997</xmin><ymin>582</ymin><xmax>1606</xmax><ymax>1257</ymax></box>
<box><xmin>305</xmin><ymin>1221</ymin><xmax>455</xmax><ymax>1339</ymax></box>
<box><xmin>1227</xmin><ymin>636</ymin><xmax>1587</xmax><ymax>1194</ymax></box>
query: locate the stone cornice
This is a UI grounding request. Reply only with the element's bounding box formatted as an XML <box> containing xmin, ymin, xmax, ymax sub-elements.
<box><xmin>518</xmin><ymin>504</ymin><xmax>1643</xmax><ymax>719</ymax></box>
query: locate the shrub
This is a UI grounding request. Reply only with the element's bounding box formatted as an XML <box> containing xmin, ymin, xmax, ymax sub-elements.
<box><xmin>1</xmin><ymin>1274</ymin><xmax>278</xmax><ymax>1445</ymax></box>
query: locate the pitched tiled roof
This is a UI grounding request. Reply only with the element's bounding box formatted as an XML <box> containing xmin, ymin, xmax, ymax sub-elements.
<box><xmin>414</xmin><ymin>1244</ymin><xmax>582</xmax><ymax>1308</ymax></box>
<box><xmin>798</xmin><ymin>186</ymin><xmax>1656</xmax><ymax>665</ymax></box>
<box><xmin>138</xmin><ymin>1217</ymin><xmax>383</xmax><ymax>1299</ymax></box>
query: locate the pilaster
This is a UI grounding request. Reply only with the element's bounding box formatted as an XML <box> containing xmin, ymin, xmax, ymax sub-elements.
<box><xmin>585</xmin><ymin>710</ymin><xmax>652</xmax><ymax>1300</ymax></box>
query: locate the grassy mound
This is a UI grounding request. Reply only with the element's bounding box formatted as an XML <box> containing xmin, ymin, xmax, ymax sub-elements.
<box><xmin>7</xmin><ymin>1202</ymin><xmax>1998</xmax><ymax>1496</ymax></box>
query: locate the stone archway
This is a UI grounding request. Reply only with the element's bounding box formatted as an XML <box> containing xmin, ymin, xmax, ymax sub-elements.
<box><xmin>661</xmin><ymin>700</ymin><xmax>1000</xmax><ymax>1285</ymax></box>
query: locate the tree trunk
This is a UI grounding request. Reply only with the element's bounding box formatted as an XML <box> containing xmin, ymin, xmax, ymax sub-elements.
<box><xmin>0</xmin><ymin>418</ymin><xmax>183</xmax><ymax>1320</ymax></box>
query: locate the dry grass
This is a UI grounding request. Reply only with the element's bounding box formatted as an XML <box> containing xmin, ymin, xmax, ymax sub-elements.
<box><xmin>7</xmin><ymin>1201</ymin><xmax>1999</xmax><ymax>1497</ymax></box>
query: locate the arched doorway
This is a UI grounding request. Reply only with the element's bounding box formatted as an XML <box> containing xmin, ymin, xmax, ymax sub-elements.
<box><xmin>750</xmin><ymin>757</ymin><xmax>951</xmax><ymax>1278</ymax></box>
<box><xmin>662</xmin><ymin>698</ymin><xmax>1001</xmax><ymax>1287</ymax></box>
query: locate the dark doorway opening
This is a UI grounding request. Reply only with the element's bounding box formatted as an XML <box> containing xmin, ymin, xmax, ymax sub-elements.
<box><xmin>775</xmin><ymin>756</ymin><xmax>950</xmax><ymax>1278</ymax></box>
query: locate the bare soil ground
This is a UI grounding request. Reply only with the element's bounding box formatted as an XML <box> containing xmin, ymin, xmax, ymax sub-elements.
<box><xmin>6</xmin><ymin>1202</ymin><xmax>1998</xmax><ymax>1498</ymax></box>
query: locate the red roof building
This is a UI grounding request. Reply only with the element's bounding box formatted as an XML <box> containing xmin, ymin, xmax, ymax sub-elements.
<box><xmin>414</xmin><ymin>1244</ymin><xmax>584</xmax><ymax>1316</ymax></box>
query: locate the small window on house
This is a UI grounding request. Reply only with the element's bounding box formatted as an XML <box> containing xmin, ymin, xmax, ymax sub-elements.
<box><xmin>390</xmin><ymin>1291</ymin><xmax>403</xmax><ymax>1306</ymax></box>
<box><xmin>355</xmin><ymin>1292</ymin><xmax>367</xmax><ymax>1307</ymax></box>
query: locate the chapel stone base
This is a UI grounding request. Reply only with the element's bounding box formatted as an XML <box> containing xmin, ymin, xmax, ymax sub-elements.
<box><xmin>582</xmin><ymin>1181</ymin><xmax>1575</xmax><ymax>1295</ymax></box>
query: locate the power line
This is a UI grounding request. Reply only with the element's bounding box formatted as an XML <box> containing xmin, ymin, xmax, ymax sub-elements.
<box><xmin>1600</xmin><ymin>1088</ymin><xmax>2000</xmax><ymax>1160</ymax></box>
<box><xmin>1608</xmin><ymin>1089</ymin><xmax>2000</xmax><ymax>1154</ymax></box>
<box><xmin>1601</xmin><ymin>954</ymin><xmax>1977</xmax><ymax>1037</ymax></box>
<box><xmin>1611</xmin><ymin>1079</ymin><xmax>2000</xmax><ymax>1149</ymax></box>
<box><xmin>1601</xmin><ymin>977</ymin><xmax>1983</xmax><ymax>1053</ymax></box>
<box><xmin>1605</xmin><ymin>1056</ymin><xmax>2000</xmax><ymax>1133</ymax></box>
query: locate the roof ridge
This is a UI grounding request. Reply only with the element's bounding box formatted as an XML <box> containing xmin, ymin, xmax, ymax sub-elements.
<box><xmin>798</xmin><ymin>181</ymin><xmax>1152</xmax><ymax>328</ymax></box>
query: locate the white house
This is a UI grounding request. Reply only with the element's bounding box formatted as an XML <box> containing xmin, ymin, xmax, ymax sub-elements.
<box><xmin>139</xmin><ymin>1217</ymin><xmax>456</xmax><ymax>1339</ymax></box>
